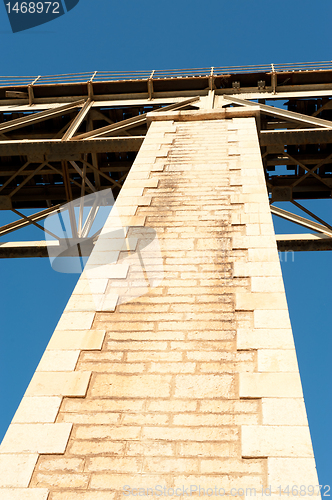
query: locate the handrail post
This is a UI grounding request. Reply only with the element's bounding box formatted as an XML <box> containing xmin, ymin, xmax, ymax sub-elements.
<box><xmin>148</xmin><ymin>70</ymin><xmax>155</xmax><ymax>100</ymax></box>
<box><xmin>88</xmin><ymin>72</ymin><xmax>97</xmax><ymax>100</ymax></box>
<box><xmin>209</xmin><ymin>67</ymin><xmax>215</xmax><ymax>91</ymax></box>
<box><xmin>271</xmin><ymin>63</ymin><xmax>277</xmax><ymax>95</ymax></box>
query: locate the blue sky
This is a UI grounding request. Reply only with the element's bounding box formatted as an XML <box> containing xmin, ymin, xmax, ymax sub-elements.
<box><xmin>0</xmin><ymin>0</ymin><xmax>331</xmax><ymax>488</ymax></box>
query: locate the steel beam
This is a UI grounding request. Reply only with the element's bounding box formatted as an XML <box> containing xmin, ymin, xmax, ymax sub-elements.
<box><xmin>270</xmin><ymin>205</ymin><xmax>332</xmax><ymax>236</ymax></box>
<box><xmin>223</xmin><ymin>95</ymin><xmax>332</xmax><ymax>129</ymax></box>
<box><xmin>0</xmin><ymin>239</ymin><xmax>94</xmax><ymax>258</ymax></box>
<box><xmin>62</xmin><ymin>99</ymin><xmax>93</xmax><ymax>141</ymax></box>
<box><xmin>0</xmin><ymin>204</ymin><xmax>61</xmax><ymax>237</ymax></box>
<box><xmin>0</xmin><ymin>100</ymin><xmax>85</xmax><ymax>134</ymax></box>
<box><xmin>1</xmin><ymin>90</ymin><xmax>332</xmax><ymax>113</ymax></box>
<box><xmin>276</xmin><ymin>233</ymin><xmax>332</xmax><ymax>252</ymax></box>
<box><xmin>0</xmin><ymin>137</ymin><xmax>144</xmax><ymax>160</ymax></box>
<box><xmin>260</xmin><ymin>128</ymin><xmax>332</xmax><ymax>145</ymax></box>
<box><xmin>72</xmin><ymin>97</ymin><xmax>200</xmax><ymax>140</ymax></box>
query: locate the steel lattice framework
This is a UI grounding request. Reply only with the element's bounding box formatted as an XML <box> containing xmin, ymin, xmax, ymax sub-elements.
<box><xmin>0</xmin><ymin>60</ymin><xmax>331</xmax><ymax>257</ymax></box>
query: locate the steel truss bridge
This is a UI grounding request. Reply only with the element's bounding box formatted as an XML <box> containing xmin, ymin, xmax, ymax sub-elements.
<box><xmin>0</xmin><ymin>60</ymin><xmax>331</xmax><ymax>257</ymax></box>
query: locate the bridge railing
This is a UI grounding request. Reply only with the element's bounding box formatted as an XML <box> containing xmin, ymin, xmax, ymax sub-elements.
<box><xmin>0</xmin><ymin>61</ymin><xmax>331</xmax><ymax>88</ymax></box>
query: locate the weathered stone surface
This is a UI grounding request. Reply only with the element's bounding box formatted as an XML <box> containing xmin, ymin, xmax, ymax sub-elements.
<box><xmin>239</xmin><ymin>373</ymin><xmax>303</xmax><ymax>398</ymax></box>
<box><xmin>89</xmin><ymin>374</ymin><xmax>171</xmax><ymax>398</ymax></box>
<box><xmin>237</xmin><ymin>328</ymin><xmax>294</xmax><ymax>349</ymax></box>
<box><xmin>0</xmin><ymin>115</ymin><xmax>319</xmax><ymax>499</ymax></box>
<box><xmin>242</xmin><ymin>425</ymin><xmax>314</xmax><ymax>457</ymax></box>
<box><xmin>0</xmin><ymin>489</ymin><xmax>49</xmax><ymax>500</ymax></box>
<box><xmin>12</xmin><ymin>397</ymin><xmax>61</xmax><ymax>423</ymax></box>
<box><xmin>257</xmin><ymin>349</ymin><xmax>299</xmax><ymax>372</ymax></box>
<box><xmin>268</xmin><ymin>457</ymin><xmax>320</xmax><ymax>488</ymax></box>
<box><xmin>26</xmin><ymin>371</ymin><xmax>91</xmax><ymax>397</ymax></box>
<box><xmin>55</xmin><ymin>312</ymin><xmax>95</xmax><ymax>331</ymax></box>
<box><xmin>36</xmin><ymin>350</ymin><xmax>80</xmax><ymax>372</ymax></box>
<box><xmin>0</xmin><ymin>423</ymin><xmax>72</xmax><ymax>454</ymax></box>
<box><xmin>47</xmin><ymin>330</ymin><xmax>105</xmax><ymax>350</ymax></box>
<box><xmin>174</xmin><ymin>374</ymin><xmax>235</xmax><ymax>399</ymax></box>
<box><xmin>0</xmin><ymin>454</ymin><xmax>38</xmax><ymax>487</ymax></box>
<box><xmin>262</xmin><ymin>398</ymin><xmax>308</xmax><ymax>426</ymax></box>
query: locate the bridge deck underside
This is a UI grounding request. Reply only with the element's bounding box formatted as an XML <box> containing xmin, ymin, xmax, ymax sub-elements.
<box><xmin>0</xmin><ymin>64</ymin><xmax>331</xmax><ymax>254</ymax></box>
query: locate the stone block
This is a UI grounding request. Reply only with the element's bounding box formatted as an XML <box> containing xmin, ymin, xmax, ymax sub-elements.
<box><xmin>65</xmin><ymin>295</ymin><xmax>99</xmax><ymax>312</ymax></box>
<box><xmin>68</xmin><ymin>441</ymin><xmax>124</xmax><ymax>456</ymax></box>
<box><xmin>36</xmin><ymin>350</ymin><xmax>80</xmax><ymax>372</ymax></box>
<box><xmin>30</xmin><ymin>472</ymin><xmax>88</xmax><ymax>488</ymax></box>
<box><xmin>84</xmin><ymin>263</ymin><xmax>129</xmax><ymax>279</ymax></box>
<box><xmin>12</xmin><ymin>396</ymin><xmax>61</xmax><ymax>423</ymax></box>
<box><xmin>72</xmin><ymin>278</ymin><xmax>108</xmax><ymax>295</ymax></box>
<box><xmin>251</xmin><ymin>277</ymin><xmax>285</xmax><ymax>292</ymax></box>
<box><xmin>245</xmin><ymin>223</ymin><xmax>261</xmax><ymax>236</ymax></box>
<box><xmin>55</xmin><ymin>312</ymin><xmax>95</xmax><ymax>331</ymax></box>
<box><xmin>110</xmin><ymin>206</ymin><xmax>138</xmax><ymax>217</ymax></box>
<box><xmin>90</xmin><ymin>474</ymin><xmax>167</xmax><ymax>490</ymax></box>
<box><xmin>116</xmin><ymin>196</ymin><xmax>151</xmax><ymax>207</ymax></box>
<box><xmin>248</xmin><ymin>248</ymin><xmax>279</xmax><ymax>262</ymax></box>
<box><xmin>86</xmin><ymin>457</ymin><xmax>142</xmax><ymax>473</ymax></box>
<box><xmin>178</xmin><ymin>442</ymin><xmax>236</xmax><ymax>457</ymax></box>
<box><xmin>116</xmin><ymin>343</ymin><xmax>168</xmax><ymax>355</ymax></box>
<box><xmin>174</xmin><ymin>474</ymin><xmax>262</xmax><ymax>491</ymax></box>
<box><xmin>74</xmin><ymin>425</ymin><xmax>140</xmax><ymax>441</ymax></box>
<box><xmin>47</xmin><ymin>330</ymin><xmax>105</xmax><ymax>350</ymax></box>
<box><xmin>262</xmin><ymin>398</ymin><xmax>308</xmax><ymax>426</ymax></box>
<box><xmin>117</xmin><ymin>187</ymin><xmax>144</xmax><ymax>197</ymax></box>
<box><xmin>122</xmin><ymin>414</ymin><xmax>168</xmax><ymax>426</ymax></box>
<box><xmin>173</xmin><ymin>413</ymin><xmax>258</xmax><ymax>426</ymax></box>
<box><xmin>235</xmin><ymin>292</ymin><xmax>287</xmax><ymax>310</ymax></box>
<box><xmin>67</xmin><ymin>293</ymin><xmax>118</xmax><ymax>314</ymax></box>
<box><xmin>237</xmin><ymin>328</ymin><xmax>295</xmax><ymax>349</ymax></box>
<box><xmin>239</xmin><ymin>373</ymin><xmax>303</xmax><ymax>398</ymax></box>
<box><xmin>200</xmin><ymin>457</ymin><xmax>264</xmax><ymax>474</ymax></box>
<box><xmin>142</xmin><ymin>426</ymin><xmax>238</xmax><ymax>442</ymax></box>
<box><xmin>254</xmin><ymin>310</ymin><xmax>291</xmax><ymax>329</ymax></box>
<box><xmin>174</xmin><ymin>374</ymin><xmax>235</xmax><ymax>398</ymax></box>
<box><xmin>94</xmin><ymin>237</ymin><xmax>137</xmax><ymax>251</ymax></box>
<box><xmin>268</xmin><ymin>457</ymin><xmax>320</xmax><ymax>489</ymax></box>
<box><xmin>257</xmin><ymin>349</ymin><xmax>299</xmax><ymax>372</ymax></box>
<box><xmin>233</xmin><ymin>262</ymin><xmax>281</xmax><ymax>277</ymax></box>
<box><xmin>26</xmin><ymin>371</ymin><xmax>91</xmax><ymax>397</ymax></box>
<box><xmin>244</xmin><ymin>202</ymin><xmax>271</xmax><ymax>215</ymax></box>
<box><xmin>37</xmin><ymin>457</ymin><xmax>84</xmax><ymax>472</ymax></box>
<box><xmin>101</xmin><ymin>215</ymin><xmax>146</xmax><ymax>228</ymax></box>
<box><xmin>124</xmin><ymin>179</ymin><xmax>158</xmax><ymax>188</ymax></box>
<box><xmin>0</xmin><ymin>423</ymin><xmax>72</xmax><ymax>454</ymax></box>
<box><xmin>242</xmin><ymin>425</ymin><xmax>314</xmax><ymax>457</ymax></box>
<box><xmin>0</xmin><ymin>454</ymin><xmax>38</xmax><ymax>487</ymax></box>
<box><xmin>85</xmin><ymin>251</ymin><xmax>120</xmax><ymax>266</ymax></box>
<box><xmin>58</xmin><ymin>412</ymin><xmax>120</xmax><ymax>425</ymax></box>
<box><xmin>147</xmin><ymin>400</ymin><xmax>196</xmax><ymax>412</ymax></box>
<box><xmin>90</xmin><ymin>374</ymin><xmax>171</xmax><ymax>398</ymax></box>
<box><xmin>0</xmin><ymin>489</ymin><xmax>49</xmax><ymax>499</ymax></box>
<box><xmin>233</xmin><ymin>235</ymin><xmax>276</xmax><ymax>249</ymax></box>
<box><xmin>143</xmin><ymin>457</ymin><xmax>198</xmax><ymax>473</ymax></box>
<box><xmin>231</xmin><ymin>193</ymin><xmax>268</xmax><ymax>204</ymax></box>
<box><xmin>200</xmin><ymin>399</ymin><xmax>259</xmax><ymax>414</ymax></box>
<box><xmin>51</xmin><ymin>492</ymin><xmax>116</xmax><ymax>500</ymax></box>
<box><xmin>149</xmin><ymin>362</ymin><xmax>195</xmax><ymax>373</ymax></box>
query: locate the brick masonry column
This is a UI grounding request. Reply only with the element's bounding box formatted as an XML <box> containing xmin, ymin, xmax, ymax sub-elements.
<box><xmin>0</xmin><ymin>110</ymin><xmax>320</xmax><ymax>500</ymax></box>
